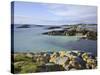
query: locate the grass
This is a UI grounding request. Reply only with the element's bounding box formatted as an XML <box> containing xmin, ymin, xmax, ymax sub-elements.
<box><xmin>20</xmin><ymin>62</ymin><xmax>39</xmax><ymax>73</ymax></box>
<box><xmin>14</xmin><ymin>54</ymin><xmax>32</xmax><ymax>62</ymax></box>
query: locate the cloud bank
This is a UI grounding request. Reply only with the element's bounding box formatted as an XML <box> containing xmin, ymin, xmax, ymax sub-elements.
<box><xmin>14</xmin><ymin>2</ymin><xmax>97</xmax><ymax>25</ymax></box>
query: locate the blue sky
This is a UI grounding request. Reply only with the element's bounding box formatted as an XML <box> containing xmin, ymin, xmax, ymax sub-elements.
<box><xmin>13</xmin><ymin>1</ymin><xmax>97</xmax><ymax>25</ymax></box>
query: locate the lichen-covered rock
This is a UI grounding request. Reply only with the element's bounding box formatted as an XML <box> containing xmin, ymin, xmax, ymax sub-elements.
<box><xmin>50</xmin><ymin>52</ymin><xmax>60</xmax><ymax>58</ymax></box>
<box><xmin>86</xmin><ymin>58</ymin><xmax>97</xmax><ymax>69</ymax></box>
<box><xmin>55</xmin><ymin>56</ymin><xmax>70</xmax><ymax>66</ymax></box>
<box><xmin>59</xmin><ymin>51</ymin><xmax>66</xmax><ymax>57</ymax></box>
<box><xmin>25</xmin><ymin>53</ymin><xmax>34</xmax><ymax>58</ymax></box>
<box><xmin>13</xmin><ymin>51</ymin><xmax>97</xmax><ymax>73</ymax></box>
<box><xmin>49</xmin><ymin>52</ymin><xmax>60</xmax><ymax>63</ymax></box>
<box><xmin>49</xmin><ymin>51</ymin><xmax>97</xmax><ymax>70</ymax></box>
<box><xmin>82</xmin><ymin>53</ymin><xmax>89</xmax><ymax>61</ymax></box>
<box><xmin>49</xmin><ymin>56</ymin><xmax>57</xmax><ymax>63</ymax></box>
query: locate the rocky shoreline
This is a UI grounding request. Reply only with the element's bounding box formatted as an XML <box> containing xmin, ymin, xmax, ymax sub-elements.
<box><xmin>42</xmin><ymin>25</ymin><xmax>97</xmax><ymax>40</ymax></box>
<box><xmin>12</xmin><ymin>50</ymin><xmax>97</xmax><ymax>73</ymax></box>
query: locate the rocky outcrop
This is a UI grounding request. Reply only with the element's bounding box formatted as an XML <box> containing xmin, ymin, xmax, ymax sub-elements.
<box><xmin>49</xmin><ymin>51</ymin><xmax>97</xmax><ymax>70</ymax></box>
<box><xmin>45</xmin><ymin>26</ymin><xmax>61</xmax><ymax>29</ymax></box>
<box><xmin>12</xmin><ymin>50</ymin><xmax>97</xmax><ymax>73</ymax></box>
<box><xmin>42</xmin><ymin>30</ymin><xmax>67</xmax><ymax>36</ymax></box>
<box><xmin>42</xmin><ymin>26</ymin><xmax>97</xmax><ymax>40</ymax></box>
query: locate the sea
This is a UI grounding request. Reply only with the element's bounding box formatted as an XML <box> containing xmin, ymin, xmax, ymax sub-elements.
<box><xmin>12</xmin><ymin>24</ymin><xmax>97</xmax><ymax>56</ymax></box>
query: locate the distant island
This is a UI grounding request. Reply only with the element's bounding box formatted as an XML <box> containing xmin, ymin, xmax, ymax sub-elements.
<box><xmin>16</xmin><ymin>24</ymin><xmax>45</xmax><ymax>28</ymax></box>
<box><xmin>16</xmin><ymin>24</ymin><xmax>31</xmax><ymax>28</ymax></box>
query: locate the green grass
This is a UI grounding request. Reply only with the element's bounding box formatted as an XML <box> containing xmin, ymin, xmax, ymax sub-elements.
<box><xmin>14</xmin><ymin>61</ymin><xmax>41</xmax><ymax>73</ymax></box>
<box><xmin>20</xmin><ymin>62</ymin><xmax>39</xmax><ymax>73</ymax></box>
<box><xmin>14</xmin><ymin>54</ymin><xmax>32</xmax><ymax>62</ymax></box>
<box><xmin>13</xmin><ymin>54</ymin><xmax>44</xmax><ymax>73</ymax></box>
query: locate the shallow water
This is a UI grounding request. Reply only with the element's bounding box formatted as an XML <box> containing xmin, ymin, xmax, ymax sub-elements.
<box><xmin>13</xmin><ymin>25</ymin><xmax>97</xmax><ymax>55</ymax></box>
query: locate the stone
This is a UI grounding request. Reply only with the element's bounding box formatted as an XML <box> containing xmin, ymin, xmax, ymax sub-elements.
<box><xmin>82</xmin><ymin>53</ymin><xmax>89</xmax><ymax>61</ymax></box>
<box><xmin>49</xmin><ymin>56</ymin><xmax>57</xmax><ymax>63</ymax></box>
<box><xmin>74</xmin><ymin>56</ymin><xmax>86</xmax><ymax>69</ymax></box>
<box><xmin>69</xmin><ymin>52</ymin><xmax>78</xmax><ymax>56</ymax></box>
<box><xmin>55</xmin><ymin>56</ymin><xmax>70</xmax><ymax>66</ymax></box>
<box><xmin>50</xmin><ymin>52</ymin><xmax>60</xmax><ymax>58</ymax></box>
<box><xmin>86</xmin><ymin>58</ymin><xmax>96</xmax><ymax>69</ymax></box>
<box><xmin>68</xmin><ymin>60</ymin><xmax>82</xmax><ymax>69</ymax></box>
<box><xmin>59</xmin><ymin>51</ymin><xmax>67</xmax><ymax>57</ymax></box>
<box><xmin>26</xmin><ymin>53</ymin><xmax>34</xmax><ymax>58</ymax></box>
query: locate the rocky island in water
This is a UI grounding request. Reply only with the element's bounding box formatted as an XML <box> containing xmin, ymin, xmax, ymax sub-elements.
<box><xmin>42</xmin><ymin>24</ymin><xmax>97</xmax><ymax>40</ymax></box>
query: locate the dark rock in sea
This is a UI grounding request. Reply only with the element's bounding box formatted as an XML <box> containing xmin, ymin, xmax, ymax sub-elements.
<box><xmin>63</xmin><ymin>27</ymin><xmax>71</xmax><ymax>30</ymax></box>
<box><xmin>17</xmin><ymin>25</ymin><xmax>31</xmax><ymax>28</ymax></box>
<box><xmin>42</xmin><ymin>30</ymin><xmax>67</xmax><ymax>36</ymax></box>
<box><xmin>32</xmin><ymin>25</ymin><xmax>45</xmax><ymax>27</ymax></box>
<box><xmin>45</xmin><ymin>26</ymin><xmax>61</xmax><ymax>29</ymax></box>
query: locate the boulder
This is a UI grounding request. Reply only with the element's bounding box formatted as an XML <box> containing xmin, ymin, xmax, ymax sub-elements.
<box><xmin>86</xmin><ymin>58</ymin><xmax>96</xmax><ymax>69</ymax></box>
<box><xmin>55</xmin><ymin>56</ymin><xmax>70</xmax><ymax>66</ymax></box>
<box><xmin>25</xmin><ymin>53</ymin><xmax>34</xmax><ymax>58</ymax></box>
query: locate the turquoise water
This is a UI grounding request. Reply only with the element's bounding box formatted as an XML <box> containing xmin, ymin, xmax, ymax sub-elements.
<box><xmin>13</xmin><ymin>25</ymin><xmax>97</xmax><ymax>55</ymax></box>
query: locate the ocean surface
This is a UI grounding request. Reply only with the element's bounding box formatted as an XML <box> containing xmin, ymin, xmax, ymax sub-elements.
<box><xmin>13</xmin><ymin>24</ymin><xmax>97</xmax><ymax>55</ymax></box>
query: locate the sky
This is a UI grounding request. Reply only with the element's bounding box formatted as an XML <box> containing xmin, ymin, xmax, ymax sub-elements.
<box><xmin>12</xmin><ymin>1</ymin><xmax>97</xmax><ymax>25</ymax></box>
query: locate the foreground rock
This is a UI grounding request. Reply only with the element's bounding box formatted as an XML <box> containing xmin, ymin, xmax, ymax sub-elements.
<box><xmin>49</xmin><ymin>51</ymin><xmax>97</xmax><ymax>70</ymax></box>
<box><xmin>12</xmin><ymin>50</ymin><xmax>97</xmax><ymax>73</ymax></box>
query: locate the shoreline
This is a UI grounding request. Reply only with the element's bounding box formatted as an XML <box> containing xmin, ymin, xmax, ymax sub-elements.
<box><xmin>13</xmin><ymin>49</ymin><xmax>97</xmax><ymax>56</ymax></box>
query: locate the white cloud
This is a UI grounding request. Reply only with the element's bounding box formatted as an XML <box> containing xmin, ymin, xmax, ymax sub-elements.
<box><xmin>47</xmin><ymin>4</ymin><xmax>96</xmax><ymax>17</ymax></box>
<box><xmin>45</xmin><ymin>4</ymin><xmax>97</xmax><ymax>24</ymax></box>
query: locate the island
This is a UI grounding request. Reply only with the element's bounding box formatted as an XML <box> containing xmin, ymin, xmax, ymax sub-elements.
<box><xmin>17</xmin><ymin>24</ymin><xmax>31</xmax><ymax>28</ymax></box>
<box><xmin>45</xmin><ymin>26</ymin><xmax>61</xmax><ymax>29</ymax></box>
<box><xmin>42</xmin><ymin>24</ymin><xmax>97</xmax><ymax>40</ymax></box>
